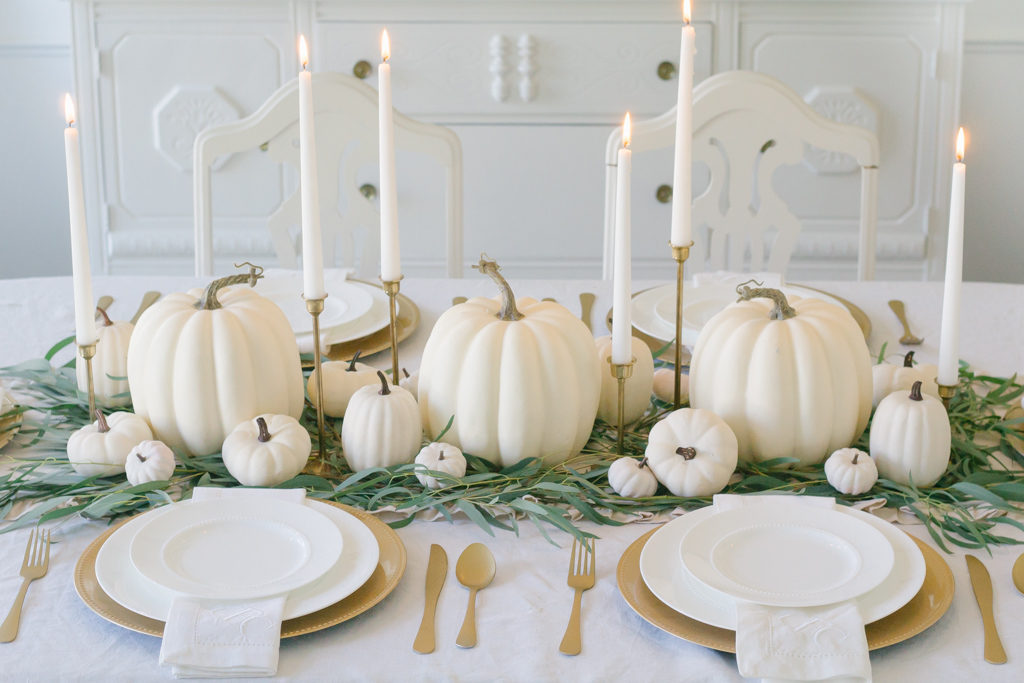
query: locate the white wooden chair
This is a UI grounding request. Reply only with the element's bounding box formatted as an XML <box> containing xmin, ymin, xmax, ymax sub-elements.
<box><xmin>194</xmin><ymin>72</ymin><xmax>463</xmax><ymax>278</ymax></box>
<box><xmin>603</xmin><ymin>71</ymin><xmax>879</xmax><ymax>280</ymax></box>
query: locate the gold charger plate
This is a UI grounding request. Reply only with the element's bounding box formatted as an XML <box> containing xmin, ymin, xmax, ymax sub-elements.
<box><xmin>74</xmin><ymin>502</ymin><xmax>406</xmax><ymax>638</ymax></box>
<box><xmin>617</xmin><ymin>525</ymin><xmax>953</xmax><ymax>653</ymax></box>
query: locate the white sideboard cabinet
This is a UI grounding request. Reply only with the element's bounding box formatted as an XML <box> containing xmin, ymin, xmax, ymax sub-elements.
<box><xmin>70</xmin><ymin>0</ymin><xmax>967</xmax><ymax>279</ymax></box>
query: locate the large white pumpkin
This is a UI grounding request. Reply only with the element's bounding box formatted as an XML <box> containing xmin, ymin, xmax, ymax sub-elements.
<box><xmin>77</xmin><ymin>307</ymin><xmax>133</xmax><ymax>408</ymax></box>
<box><xmin>689</xmin><ymin>286</ymin><xmax>872</xmax><ymax>466</ymax></box>
<box><xmin>869</xmin><ymin>380</ymin><xmax>951</xmax><ymax>487</ymax></box>
<box><xmin>594</xmin><ymin>335</ymin><xmax>655</xmax><ymax>425</ymax></box>
<box><xmin>418</xmin><ymin>256</ymin><xmax>601</xmax><ymax>467</ymax></box>
<box><xmin>126</xmin><ymin>266</ymin><xmax>304</xmax><ymax>456</ymax></box>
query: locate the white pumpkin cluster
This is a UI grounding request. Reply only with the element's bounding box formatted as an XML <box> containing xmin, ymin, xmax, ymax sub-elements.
<box><xmin>871</xmin><ymin>351</ymin><xmax>939</xmax><ymax>407</ymax></box>
<box><xmin>68</xmin><ymin>410</ymin><xmax>155</xmax><ymax>477</ymax></box>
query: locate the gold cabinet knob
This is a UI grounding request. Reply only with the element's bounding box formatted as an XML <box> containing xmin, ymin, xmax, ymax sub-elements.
<box><xmin>656</xmin><ymin>184</ymin><xmax>673</xmax><ymax>203</ymax></box>
<box><xmin>359</xmin><ymin>183</ymin><xmax>378</xmax><ymax>200</ymax></box>
<box><xmin>353</xmin><ymin>60</ymin><xmax>372</xmax><ymax>79</ymax></box>
<box><xmin>657</xmin><ymin>61</ymin><xmax>677</xmax><ymax>81</ymax></box>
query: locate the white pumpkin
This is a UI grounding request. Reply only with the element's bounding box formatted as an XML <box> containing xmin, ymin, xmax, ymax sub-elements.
<box><xmin>690</xmin><ymin>286</ymin><xmax>872</xmax><ymax>466</ymax></box>
<box><xmin>645</xmin><ymin>408</ymin><xmax>738</xmax><ymax>497</ymax></box>
<box><xmin>343</xmin><ymin>371</ymin><xmax>422</xmax><ymax>471</ymax></box>
<box><xmin>77</xmin><ymin>307</ymin><xmax>133</xmax><ymax>408</ymax></box>
<box><xmin>0</xmin><ymin>386</ymin><xmax>21</xmax><ymax>450</ymax></box>
<box><xmin>872</xmin><ymin>351</ymin><xmax>939</xmax><ymax>407</ymax></box>
<box><xmin>652</xmin><ymin>368</ymin><xmax>688</xmax><ymax>405</ymax></box>
<box><xmin>307</xmin><ymin>351</ymin><xmax>379</xmax><ymax>417</ymax></box>
<box><xmin>418</xmin><ymin>256</ymin><xmax>601</xmax><ymax>467</ymax></box>
<box><xmin>222</xmin><ymin>414</ymin><xmax>311</xmax><ymax>486</ymax></box>
<box><xmin>824</xmin><ymin>448</ymin><xmax>878</xmax><ymax>495</ymax></box>
<box><xmin>414</xmin><ymin>441</ymin><xmax>467</xmax><ymax>489</ymax></box>
<box><xmin>127</xmin><ymin>266</ymin><xmax>304</xmax><ymax>456</ymax></box>
<box><xmin>67</xmin><ymin>410</ymin><xmax>153</xmax><ymax>477</ymax></box>
<box><xmin>608</xmin><ymin>457</ymin><xmax>658</xmax><ymax>498</ymax></box>
<box><xmin>125</xmin><ymin>440</ymin><xmax>176</xmax><ymax>485</ymax></box>
<box><xmin>594</xmin><ymin>336</ymin><xmax>655</xmax><ymax>425</ymax></box>
<box><xmin>399</xmin><ymin>368</ymin><xmax>419</xmax><ymax>396</ymax></box>
<box><xmin>870</xmin><ymin>380</ymin><xmax>951</xmax><ymax>487</ymax></box>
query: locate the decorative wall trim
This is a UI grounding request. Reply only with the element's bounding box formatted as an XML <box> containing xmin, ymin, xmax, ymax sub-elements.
<box><xmin>964</xmin><ymin>40</ymin><xmax>1024</xmax><ymax>54</ymax></box>
<box><xmin>0</xmin><ymin>44</ymin><xmax>70</xmax><ymax>58</ymax></box>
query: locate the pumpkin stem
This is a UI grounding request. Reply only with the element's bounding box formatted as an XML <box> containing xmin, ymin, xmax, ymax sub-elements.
<box><xmin>851</xmin><ymin>451</ymin><xmax>860</xmax><ymax>465</ymax></box>
<box><xmin>735</xmin><ymin>284</ymin><xmax>797</xmax><ymax>320</ymax></box>
<box><xmin>903</xmin><ymin>351</ymin><xmax>916</xmax><ymax>368</ymax></box>
<box><xmin>675</xmin><ymin>446</ymin><xmax>697</xmax><ymax>461</ymax></box>
<box><xmin>195</xmin><ymin>262</ymin><xmax>264</xmax><ymax>310</ymax></box>
<box><xmin>376</xmin><ymin>370</ymin><xmax>391</xmax><ymax>396</ymax></box>
<box><xmin>96</xmin><ymin>306</ymin><xmax>113</xmax><ymax>327</ymax></box>
<box><xmin>256</xmin><ymin>416</ymin><xmax>272</xmax><ymax>442</ymax></box>
<box><xmin>347</xmin><ymin>350</ymin><xmax>363</xmax><ymax>372</ymax></box>
<box><xmin>473</xmin><ymin>253</ymin><xmax>523</xmax><ymax>321</ymax></box>
<box><xmin>439</xmin><ymin>450</ymin><xmax>445</xmax><ymax>461</ymax></box>
<box><xmin>639</xmin><ymin>457</ymin><xmax>649</xmax><ymax>469</ymax></box>
<box><xmin>402</xmin><ymin>368</ymin><xmax>410</xmax><ymax>379</ymax></box>
<box><xmin>95</xmin><ymin>409</ymin><xmax>110</xmax><ymax>433</ymax></box>
<box><xmin>136</xmin><ymin>451</ymin><xmax>147</xmax><ymax>463</ymax></box>
<box><xmin>909</xmin><ymin>380</ymin><xmax>924</xmax><ymax>401</ymax></box>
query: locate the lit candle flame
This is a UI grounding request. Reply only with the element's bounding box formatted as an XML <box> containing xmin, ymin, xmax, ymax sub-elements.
<box><xmin>683</xmin><ymin>0</ymin><xmax>692</xmax><ymax>24</ymax></box>
<box><xmin>381</xmin><ymin>29</ymin><xmax>390</xmax><ymax>63</ymax></box>
<box><xmin>298</xmin><ymin>34</ymin><xmax>309</xmax><ymax>70</ymax></box>
<box><xmin>623</xmin><ymin>113</ymin><xmax>632</xmax><ymax>148</ymax></box>
<box><xmin>956</xmin><ymin>127</ymin><xmax>965</xmax><ymax>162</ymax></box>
<box><xmin>64</xmin><ymin>93</ymin><xmax>76</xmax><ymax>126</ymax></box>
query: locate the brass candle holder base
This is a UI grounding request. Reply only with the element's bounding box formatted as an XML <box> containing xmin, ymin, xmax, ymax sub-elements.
<box><xmin>670</xmin><ymin>241</ymin><xmax>694</xmax><ymax>409</ymax></box>
<box><xmin>937</xmin><ymin>383</ymin><xmax>956</xmax><ymax>411</ymax></box>
<box><xmin>78</xmin><ymin>342</ymin><xmax>97</xmax><ymax>418</ymax></box>
<box><xmin>306</xmin><ymin>296</ymin><xmax>328</xmax><ymax>459</ymax></box>
<box><xmin>609</xmin><ymin>357</ymin><xmax>636</xmax><ymax>455</ymax></box>
<box><xmin>380</xmin><ymin>277</ymin><xmax>403</xmax><ymax>382</ymax></box>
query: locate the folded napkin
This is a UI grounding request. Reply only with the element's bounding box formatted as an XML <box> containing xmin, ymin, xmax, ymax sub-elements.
<box><xmin>711</xmin><ymin>495</ymin><xmax>871</xmax><ymax>683</ymax></box>
<box><xmin>693</xmin><ymin>270</ymin><xmax>784</xmax><ymax>290</ymax></box>
<box><xmin>158</xmin><ymin>487</ymin><xmax>307</xmax><ymax>679</ymax></box>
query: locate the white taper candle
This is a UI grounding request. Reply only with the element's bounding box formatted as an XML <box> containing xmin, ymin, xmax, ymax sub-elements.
<box><xmin>938</xmin><ymin>127</ymin><xmax>966</xmax><ymax>386</ymax></box>
<box><xmin>63</xmin><ymin>94</ymin><xmax>97</xmax><ymax>346</ymax></box>
<box><xmin>378</xmin><ymin>29</ymin><xmax>401</xmax><ymax>282</ymax></box>
<box><xmin>671</xmin><ymin>0</ymin><xmax>696</xmax><ymax>247</ymax></box>
<box><xmin>612</xmin><ymin>114</ymin><xmax>633</xmax><ymax>365</ymax></box>
<box><xmin>297</xmin><ymin>35</ymin><xmax>326</xmax><ymax>300</ymax></box>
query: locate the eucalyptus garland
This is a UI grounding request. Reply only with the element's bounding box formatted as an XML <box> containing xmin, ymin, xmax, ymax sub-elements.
<box><xmin>1</xmin><ymin>335</ymin><xmax>1022</xmax><ymax>551</ymax></box>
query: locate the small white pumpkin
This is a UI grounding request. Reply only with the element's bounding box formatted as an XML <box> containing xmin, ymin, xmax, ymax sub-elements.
<box><xmin>77</xmin><ymin>306</ymin><xmax>133</xmax><ymax>408</ymax></box>
<box><xmin>343</xmin><ymin>371</ymin><xmax>422</xmax><ymax>472</ymax></box>
<box><xmin>824</xmin><ymin>448</ymin><xmax>878</xmax><ymax>495</ymax></box>
<box><xmin>870</xmin><ymin>381</ymin><xmax>951</xmax><ymax>487</ymax></box>
<box><xmin>594</xmin><ymin>336</ymin><xmax>655</xmax><ymax>425</ymax></box>
<box><xmin>307</xmin><ymin>351</ymin><xmax>379</xmax><ymax>417</ymax></box>
<box><xmin>67</xmin><ymin>410</ymin><xmax>153</xmax><ymax>477</ymax></box>
<box><xmin>222</xmin><ymin>414</ymin><xmax>312</xmax><ymax>487</ymax></box>
<box><xmin>608</xmin><ymin>457</ymin><xmax>658</xmax><ymax>498</ymax></box>
<box><xmin>399</xmin><ymin>368</ymin><xmax>419</xmax><ymax>396</ymax></box>
<box><xmin>125</xmin><ymin>440</ymin><xmax>176</xmax><ymax>485</ymax></box>
<box><xmin>414</xmin><ymin>441</ymin><xmax>467</xmax><ymax>489</ymax></box>
<box><xmin>652</xmin><ymin>368</ymin><xmax>688</xmax><ymax>405</ymax></box>
<box><xmin>872</xmin><ymin>351</ymin><xmax>939</xmax><ymax>407</ymax></box>
<box><xmin>645</xmin><ymin>408</ymin><xmax>738</xmax><ymax>497</ymax></box>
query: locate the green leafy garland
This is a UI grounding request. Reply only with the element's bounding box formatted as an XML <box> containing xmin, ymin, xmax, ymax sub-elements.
<box><xmin>1</xmin><ymin>336</ymin><xmax>1023</xmax><ymax>551</ymax></box>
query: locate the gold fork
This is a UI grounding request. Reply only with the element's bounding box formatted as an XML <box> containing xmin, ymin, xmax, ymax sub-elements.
<box><xmin>559</xmin><ymin>537</ymin><xmax>595</xmax><ymax>656</ymax></box>
<box><xmin>0</xmin><ymin>528</ymin><xmax>51</xmax><ymax>643</ymax></box>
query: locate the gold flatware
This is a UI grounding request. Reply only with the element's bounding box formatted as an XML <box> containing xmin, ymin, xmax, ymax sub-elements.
<box><xmin>95</xmin><ymin>296</ymin><xmax>114</xmax><ymax>314</ymax></box>
<box><xmin>965</xmin><ymin>554</ymin><xmax>1006</xmax><ymax>664</ymax></box>
<box><xmin>579</xmin><ymin>292</ymin><xmax>596</xmax><ymax>333</ymax></box>
<box><xmin>130</xmin><ymin>291</ymin><xmax>161</xmax><ymax>325</ymax></box>
<box><xmin>888</xmin><ymin>299</ymin><xmax>923</xmax><ymax>345</ymax></box>
<box><xmin>454</xmin><ymin>543</ymin><xmax>495</xmax><ymax>648</ymax></box>
<box><xmin>0</xmin><ymin>528</ymin><xmax>51</xmax><ymax>643</ymax></box>
<box><xmin>413</xmin><ymin>544</ymin><xmax>448</xmax><ymax>654</ymax></box>
<box><xmin>1013</xmin><ymin>553</ymin><xmax>1024</xmax><ymax>596</ymax></box>
<box><xmin>452</xmin><ymin>296</ymin><xmax>467</xmax><ymax>306</ymax></box>
<box><xmin>559</xmin><ymin>537</ymin><xmax>596</xmax><ymax>655</ymax></box>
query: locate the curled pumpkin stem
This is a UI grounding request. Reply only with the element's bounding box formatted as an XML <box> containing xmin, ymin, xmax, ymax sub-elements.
<box><xmin>675</xmin><ymin>446</ymin><xmax>697</xmax><ymax>461</ymax></box>
<box><xmin>903</xmin><ymin>350</ymin><xmax>916</xmax><ymax>368</ymax></box>
<box><xmin>347</xmin><ymin>350</ymin><xmax>363</xmax><ymax>372</ymax></box>
<box><xmin>195</xmin><ymin>262</ymin><xmax>264</xmax><ymax>310</ymax></box>
<box><xmin>95</xmin><ymin>409</ymin><xmax>109</xmax><ymax>434</ymax></box>
<box><xmin>376</xmin><ymin>370</ymin><xmax>391</xmax><ymax>396</ymax></box>
<box><xmin>473</xmin><ymin>253</ymin><xmax>523</xmax><ymax>322</ymax></box>
<box><xmin>256</xmin><ymin>416</ymin><xmax>272</xmax><ymax>442</ymax></box>
<box><xmin>638</xmin><ymin>457</ymin><xmax>649</xmax><ymax>469</ymax></box>
<box><xmin>736</xmin><ymin>285</ymin><xmax>796</xmax><ymax>321</ymax></box>
<box><xmin>909</xmin><ymin>380</ymin><xmax>924</xmax><ymax>401</ymax></box>
<box><xmin>96</xmin><ymin>306</ymin><xmax>113</xmax><ymax>327</ymax></box>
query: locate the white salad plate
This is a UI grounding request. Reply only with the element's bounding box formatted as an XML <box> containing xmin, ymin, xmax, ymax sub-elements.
<box><xmin>294</xmin><ymin>281</ymin><xmax>394</xmax><ymax>349</ymax></box>
<box><xmin>256</xmin><ymin>271</ymin><xmax>374</xmax><ymax>337</ymax></box>
<box><xmin>98</xmin><ymin>500</ymin><xmax>379</xmax><ymax>620</ymax></box>
<box><xmin>128</xmin><ymin>498</ymin><xmax>344</xmax><ymax>601</ymax></box>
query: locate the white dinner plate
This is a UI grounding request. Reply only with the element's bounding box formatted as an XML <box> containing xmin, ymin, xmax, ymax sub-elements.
<box><xmin>639</xmin><ymin>504</ymin><xmax>924</xmax><ymax>628</ymax></box>
<box><xmin>256</xmin><ymin>272</ymin><xmax>373</xmax><ymax>336</ymax></box>
<box><xmin>129</xmin><ymin>498</ymin><xmax>343</xmax><ymax>600</ymax></box>
<box><xmin>97</xmin><ymin>499</ymin><xmax>379</xmax><ymax>620</ymax></box>
<box><xmin>294</xmin><ymin>281</ymin><xmax>393</xmax><ymax>348</ymax></box>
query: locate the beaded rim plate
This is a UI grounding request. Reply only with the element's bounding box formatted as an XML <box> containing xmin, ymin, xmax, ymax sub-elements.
<box><xmin>302</xmin><ymin>284</ymin><xmax>419</xmax><ymax>366</ymax></box>
<box><xmin>617</xmin><ymin>524</ymin><xmax>953</xmax><ymax>653</ymax></box>
<box><xmin>74</xmin><ymin>502</ymin><xmax>406</xmax><ymax>638</ymax></box>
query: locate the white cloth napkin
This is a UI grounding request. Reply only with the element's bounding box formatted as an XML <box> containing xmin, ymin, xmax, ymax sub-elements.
<box><xmin>711</xmin><ymin>495</ymin><xmax>872</xmax><ymax>683</ymax></box>
<box><xmin>157</xmin><ymin>487</ymin><xmax>307</xmax><ymax>679</ymax></box>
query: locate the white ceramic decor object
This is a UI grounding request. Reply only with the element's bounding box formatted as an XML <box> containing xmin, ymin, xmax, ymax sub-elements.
<box><xmin>608</xmin><ymin>457</ymin><xmax>658</xmax><ymax>498</ymax></box>
<box><xmin>824</xmin><ymin>448</ymin><xmax>878</xmax><ymax>495</ymax></box>
<box><xmin>342</xmin><ymin>371</ymin><xmax>421</xmax><ymax>471</ymax></box>
<box><xmin>594</xmin><ymin>335</ymin><xmax>655</xmax><ymax>425</ymax></box>
<box><xmin>644</xmin><ymin>408</ymin><xmax>737</xmax><ymax>497</ymax></box>
<box><xmin>124</xmin><ymin>440</ymin><xmax>176</xmax><ymax>485</ymax></box>
<box><xmin>76</xmin><ymin>307</ymin><xmax>133</xmax><ymax>408</ymax></box>
<box><xmin>870</xmin><ymin>381</ymin><xmax>951</xmax><ymax>487</ymax></box>
<box><xmin>222</xmin><ymin>414</ymin><xmax>311</xmax><ymax>487</ymax></box>
<box><xmin>67</xmin><ymin>410</ymin><xmax>153</xmax><ymax>477</ymax></box>
<box><xmin>652</xmin><ymin>368</ymin><xmax>687</xmax><ymax>405</ymax></box>
<box><xmin>414</xmin><ymin>442</ymin><xmax>467</xmax><ymax>489</ymax></box>
<box><xmin>872</xmin><ymin>350</ymin><xmax>939</xmax><ymax>407</ymax></box>
<box><xmin>307</xmin><ymin>351</ymin><xmax>379</xmax><ymax>417</ymax></box>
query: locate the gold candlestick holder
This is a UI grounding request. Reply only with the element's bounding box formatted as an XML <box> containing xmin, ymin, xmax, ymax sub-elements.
<box><xmin>937</xmin><ymin>382</ymin><xmax>956</xmax><ymax>411</ymax></box>
<box><xmin>380</xmin><ymin>277</ymin><xmax>403</xmax><ymax>382</ymax></box>
<box><xmin>306</xmin><ymin>297</ymin><xmax>328</xmax><ymax>460</ymax></box>
<box><xmin>609</xmin><ymin>357</ymin><xmax>636</xmax><ymax>454</ymax></box>
<box><xmin>670</xmin><ymin>241</ymin><xmax>694</xmax><ymax>409</ymax></box>
<box><xmin>78</xmin><ymin>342</ymin><xmax>97</xmax><ymax>418</ymax></box>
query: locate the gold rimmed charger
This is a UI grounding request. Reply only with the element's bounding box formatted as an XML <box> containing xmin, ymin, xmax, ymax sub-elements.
<box><xmin>617</xmin><ymin>525</ymin><xmax>953</xmax><ymax>653</ymax></box>
<box><xmin>74</xmin><ymin>502</ymin><xmax>406</xmax><ymax>638</ymax></box>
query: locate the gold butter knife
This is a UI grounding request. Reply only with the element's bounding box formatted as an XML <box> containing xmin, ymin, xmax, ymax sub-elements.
<box><xmin>413</xmin><ymin>544</ymin><xmax>447</xmax><ymax>654</ymax></box>
<box><xmin>965</xmin><ymin>554</ymin><xmax>1007</xmax><ymax>664</ymax></box>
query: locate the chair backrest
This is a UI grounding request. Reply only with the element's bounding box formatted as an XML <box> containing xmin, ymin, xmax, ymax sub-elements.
<box><xmin>194</xmin><ymin>72</ymin><xmax>463</xmax><ymax>278</ymax></box>
<box><xmin>603</xmin><ymin>70</ymin><xmax>879</xmax><ymax>280</ymax></box>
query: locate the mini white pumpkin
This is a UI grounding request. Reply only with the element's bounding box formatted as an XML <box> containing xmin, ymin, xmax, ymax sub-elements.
<box><xmin>399</xmin><ymin>368</ymin><xmax>419</xmax><ymax>396</ymax></box>
<box><xmin>824</xmin><ymin>448</ymin><xmax>878</xmax><ymax>495</ymax></box>
<box><xmin>307</xmin><ymin>351</ymin><xmax>379</xmax><ymax>417</ymax></box>
<box><xmin>343</xmin><ymin>371</ymin><xmax>422</xmax><ymax>472</ymax></box>
<box><xmin>67</xmin><ymin>410</ymin><xmax>153</xmax><ymax>477</ymax></box>
<box><xmin>608</xmin><ymin>457</ymin><xmax>658</xmax><ymax>498</ymax></box>
<box><xmin>125</xmin><ymin>440</ymin><xmax>176</xmax><ymax>485</ymax></box>
<box><xmin>594</xmin><ymin>335</ymin><xmax>655</xmax><ymax>425</ymax></box>
<box><xmin>872</xmin><ymin>351</ymin><xmax>939</xmax><ymax>407</ymax></box>
<box><xmin>645</xmin><ymin>408</ymin><xmax>738</xmax><ymax>497</ymax></box>
<box><xmin>77</xmin><ymin>306</ymin><xmax>133</xmax><ymax>408</ymax></box>
<box><xmin>870</xmin><ymin>381</ymin><xmax>951</xmax><ymax>487</ymax></box>
<box><xmin>0</xmin><ymin>386</ymin><xmax>21</xmax><ymax>450</ymax></box>
<box><xmin>414</xmin><ymin>441</ymin><xmax>467</xmax><ymax>489</ymax></box>
<box><xmin>222</xmin><ymin>414</ymin><xmax>312</xmax><ymax>487</ymax></box>
<box><xmin>652</xmin><ymin>368</ymin><xmax>688</xmax><ymax>405</ymax></box>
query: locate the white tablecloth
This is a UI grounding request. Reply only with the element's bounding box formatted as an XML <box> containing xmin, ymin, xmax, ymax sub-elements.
<box><xmin>1</xmin><ymin>275</ymin><xmax>1023</xmax><ymax>682</ymax></box>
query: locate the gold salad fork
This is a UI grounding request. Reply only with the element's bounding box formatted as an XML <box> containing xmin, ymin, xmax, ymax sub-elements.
<box><xmin>0</xmin><ymin>528</ymin><xmax>51</xmax><ymax>643</ymax></box>
<box><xmin>559</xmin><ymin>537</ymin><xmax>596</xmax><ymax>656</ymax></box>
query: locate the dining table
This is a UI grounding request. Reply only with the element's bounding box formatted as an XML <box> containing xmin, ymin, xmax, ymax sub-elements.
<box><xmin>1</xmin><ymin>273</ymin><xmax>1023</xmax><ymax>682</ymax></box>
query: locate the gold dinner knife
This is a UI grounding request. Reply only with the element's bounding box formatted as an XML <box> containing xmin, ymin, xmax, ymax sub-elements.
<box><xmin>965</xmin><ymin>554</ymin><xmax>1007</xmax><ymax>664</ymax></box>
<box><xmin>413</xmin><ymin>544</ymin><xmax>448</xmax><ymax>654</ymax></box>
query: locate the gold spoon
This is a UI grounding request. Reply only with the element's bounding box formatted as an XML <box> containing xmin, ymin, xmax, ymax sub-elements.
<box><xmin>888</xmin><ymin>299</ymin><xmax>923</xmax><ymax>345</ymax></box>
<box><xmin>455</xmin><ymin>543</ymin><xmax>496</xmax><ymax>648</ymax></box>
<box><xmin>1013</xmin><ymin>553</ymin><xmax>1024</xmax><ymax>596</ymax></box>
